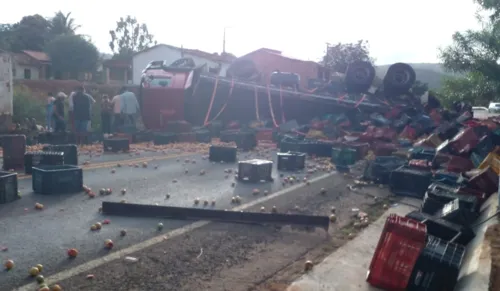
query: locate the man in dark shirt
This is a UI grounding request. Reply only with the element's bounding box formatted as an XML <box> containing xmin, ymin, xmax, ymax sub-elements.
<box><xmin>53</xmin><ymin>92</ymin><xmax>66</xmax><ymax>132</ymax></box>
<box><xmin>72</xmin><ymin>86</ymin><xmax>92</xmax><ymax>134</ymax></box>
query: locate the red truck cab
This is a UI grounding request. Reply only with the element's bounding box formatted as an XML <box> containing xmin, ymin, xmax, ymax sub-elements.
<box><xmin>139</xmin><ymin>59</ymin><xmax>196</xmax><ymax>130</ymax></box>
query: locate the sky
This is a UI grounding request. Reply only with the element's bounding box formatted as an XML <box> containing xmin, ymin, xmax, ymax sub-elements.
<box><xmin>0</xmin><ymin>0</ymin><xmax>484</xmax><ymax>65</ymax></box>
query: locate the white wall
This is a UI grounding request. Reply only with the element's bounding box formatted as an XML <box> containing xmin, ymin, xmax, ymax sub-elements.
<box><xmin>132</xmin><ymin>45</ymin><xmax>229</xmax><ymax>84</ymax></box>
<box><xmin>12</xmin><ymin>64</ymin><xmax>40</xmax><ymax>80</ymax></box>
<box><xmin>0</xmin><ymin>53</ymin><xmax>13</xmax><ymax>115</ymax></box>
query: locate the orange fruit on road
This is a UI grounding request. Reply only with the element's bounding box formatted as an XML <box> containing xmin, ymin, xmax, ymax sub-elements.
<box><xmin>4</xmin><ymin>259</ymin><xmax>14</xmax><ymax>270</ymax></box>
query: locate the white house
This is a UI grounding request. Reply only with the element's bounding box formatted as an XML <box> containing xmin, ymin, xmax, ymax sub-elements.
<box><xmin>131</xmin><ymin>44</ymin><xmax>235</xmax><ymax>84</ymax></box>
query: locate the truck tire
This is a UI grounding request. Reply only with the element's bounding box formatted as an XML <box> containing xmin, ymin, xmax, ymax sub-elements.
<box><xmin>344</xmin><ymin>61</ymin><xmax>376</xmax><ymax>93</ymax></box>
<box><xmin>383</xmin><ymin>63</ymin><xmax>416</xmax><ymax>96</ymax></box>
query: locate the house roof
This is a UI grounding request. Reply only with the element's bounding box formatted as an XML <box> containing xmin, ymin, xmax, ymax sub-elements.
<box><xmin>22</xmin><ymin>50</ymin><xmax>50</xmax><ymax>62</ymax></box>
<box><xmin>134</xmin><ymin>44</ymin><xmax>236</xmax><ymax>64</ymax></box>
<box><xmin>240</xmin><ymin>48</ymin><xmax>318</xmax><ymax>65</ymax></box>
<box><xmin>103</xmin><ymin>58</ymin><xmax>131</xmax><ymax>69</ymax></box>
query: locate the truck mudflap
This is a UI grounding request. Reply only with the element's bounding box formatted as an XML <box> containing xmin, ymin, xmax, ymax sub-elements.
<box><xmin>102</xmin><ymin>201</ymin><xmax>330</xmax><ymax>231</ymax></box>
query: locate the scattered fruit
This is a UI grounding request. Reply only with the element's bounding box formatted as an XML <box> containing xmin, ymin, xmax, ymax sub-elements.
<box><xmin>200</xmin><ymin>169</ymin><xmax>206</xmax><ymax>175</ymax></box>
<box><xmin>90</xmin><ymin>224</ymin><xmax>97</xmax><ymax>231</ymax></box>
<box><xmin>36</xmin><ymin>274</ymin><xmax>45</xmax><ymax>283</ymax></box>
<box><xmin>383</xmin><ymin>204</ymin><xmax>389</xmax><ymax>209</ymax></box>
<box><xmin>304</xmin><ymin>260</ymin><xmax>314</xmax><ymax>271</ymax></box>
<box><xmin>120</xmin><ymin>229</ymin><xmax>127</xmax><ymax>236</ymax></box>
<box><xmin>203</xmin><ymin>200</ymin><xmax>209</xmax><ymax>206</ymax></box>
<box><xmin>194</xmin><ymin>198</ymin><xmax>200</xmax><ymax>205</ymax></box>
<box><xmin>111</xmin><ymin>169</ymin><xmax>116</xmax><ymax>174</ymax></box>
<box><xmin>4</xmin><ymin>259</ymin><xmax>14</xmax><ymax>270</ymax></box>
<box><xmin>329</xmin><ymin>214</ymin><xmax>337</xmax><ymax>223</ymax></box>
<box><xmin>34</xmin><ymin>203</ymin><xmax>44</xmax><ymax>210</ymax></box>
<box><xmin>121</xmin><ymin>188</ymin><xmax>126</xmax><ymax>194</ymax></box>
<box><xmin>86</xmin><ymin>274</ymin><xmax>95</xmax><ymax>280</ymax></box>
<box><xmin>165</xmin><ymin>194</ymin><xmax>170</xmax><ymax>199</ymax></box>
<box><xmin>320</xmin><ymin>188</ymin><xmax>327</xmax><ymax>195</ymax></box>
<box><xmin>157</xmin><ymin>223</ymin><xmax>164</xmax><ymax>230</ymax></box>
<box><xmin>252</xmin><ymin>188</ymin><xmax>260</xmax><ymax>195</ymax></box>
<box><xmin>142</xmin><ymin>162</ymin><xmax>148</xmax><ymax>168</ymax></box>
<box><xmin>271</xmin><ymin>206</ymin><xmax>277</xmax><ymax>213</ymax></box>
<box><xmin>263</xmin><ymin>190</ymin><xmax>269</xmax><ymax>195</ymax></box>
<box><xmin>331</xmin><ymin>207</ymin><xmax>336</xmax><ymax>213</ymax></box>
<box><xmin>260</xmin><ymin>206</ymin><xmax>265</xmax><ymax>212</ymax></box>
<box><xmin>50</xmin><ymin>284</ymin><xmax>62</xmax><ymax>291</ymax></box>
<box><xmin>36</xmin><ymin>264</ymin><xmax>43</xmax><ymax>272</ymax></box>
<box><xmin>29</xmin><ymin>266</ymin><xmax>40</xmax><ymax>276</ymax></box>
<box><xmin>39</xmin><ymin>286</ymin><xmax>50</xmax><ymax>291</ymax></box>
<box><xmin>211</xmin><ymin>200</ymin><xmax>216</xmax><ymax>206</ymax></box>
<box><xmin>104</xmin><ymin>239</ymin><xmax>114</xmax><ymax>249</ymax></box>
<box><xmin>67</xmin><ymin>248</ymin><xmax>78</xmax><ymax>258</ymax></box>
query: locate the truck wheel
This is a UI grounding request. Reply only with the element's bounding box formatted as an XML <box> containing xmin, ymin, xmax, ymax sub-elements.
<box><xmin>345</xmin><ymin>61</ymin><xmax>375</xmax><ymax>93</ymax></box>
<box><xmin>383</xmin><ymin>63</ymin><xmax>416</xmax><ymax>96</ymax></box>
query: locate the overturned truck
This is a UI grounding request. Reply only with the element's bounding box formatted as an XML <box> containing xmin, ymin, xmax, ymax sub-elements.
<box><xmin>137</xmin><ymin>57</ymin><xmax>430</xmax><ymax>131</ymax></box>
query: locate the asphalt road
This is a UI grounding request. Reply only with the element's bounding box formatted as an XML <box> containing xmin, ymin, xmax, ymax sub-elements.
<box><xmin>0</xmin><ymin>148</ymin><xmax>327</xmax><ymax>290</ymax></box>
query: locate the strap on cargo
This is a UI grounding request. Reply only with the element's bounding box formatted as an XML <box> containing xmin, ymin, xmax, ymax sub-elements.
<box><xmin>203</xmin><ymin>76</ymin><xmax>219</xmax><ymax>126</ymax></box>
<box><xmin>207</xmin><ymin>78</ymin><xmax>234</xmax><ymax>124</ymax></box>
<box><xmin>267</xmin><ymin>85</ymin><xmax>279</xmax><ymax>128</ymax></box>
<box><xmin>254</xmin><ymin>86</ymin><xmax>260</xmax><ymax>121</ymax></box>
<box><xmin>279</xmin><ymin>85</ymin><xmax>286</xmax><ymax>124</ymax></box>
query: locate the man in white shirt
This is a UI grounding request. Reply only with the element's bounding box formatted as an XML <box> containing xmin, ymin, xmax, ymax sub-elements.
<box><xmin>111</xmin><ymin>93</ymin><xmax>123</xmax><ymax>132</ymax></box>
<box><xmin>120</xmin><ymin>87</ymin><xmax>140</xmax><ymax>127</ymax></box>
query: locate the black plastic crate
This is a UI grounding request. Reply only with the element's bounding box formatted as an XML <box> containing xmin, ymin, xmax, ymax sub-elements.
<box><xmin>437</xmin><ymin>199</ymin><xmax>478</xmax><ymax>226</ymax></box>
<box><xmin>406</xmin><ymin>211</ymin><xmax>475</xmax><ymax>246</ymax></box>
<box><xmin>103</xmin><ymin>138</ymin><xmax>130</xmax><ymax>152</ymax></box>
<box><xmin>153</xmin><ymin>132</ymin><xmax>177</xmax><ymax>145</ymax></box>
<box><xmin>407</xmin><ymin>235</ymin><xmax>465</xmax><ymax>291</ymax></box>
<box><xmin>363</xmin><ymin>156</ymin><xmax>406</xmax><ymax>184</ymax></box>
<box><xmin>24</xmin><ymin>151</ymin><xmax>64</xmax><ymax>174</ymax></box>
<box><xmin>408</xmin><ymin>147</ymin><xmax>436</xmax><ymax>161</ymax></box>
<box><xmin>389</xmin><ymin>166</ymin><xmax>433</xmax><ymax>198</ymax></box>
<box><xmin>44</xmin><ymin>131</ymin><xmax>76</xmax><ymax>145</ymax></box>
<box><xmin>305</xmin><ymin>141</ymin><xmax>335</xmax><ymax>157</ymax></box>
<box><xmin>32</xmin><ymin>165</ymin><xmax>83</xmax><ymax>195</ymax></box>
<box><xmin>194</xmin><ymin>129</ymin><xmax>211</xmax><ymax>143</ymax></box>
<box><xmin>426</xmin><ymin>183</ymin><xmax>478</xmax><ymax>212</ymax></box>
<box><xmin>277</xmin><ymin>152</ymin><xmax>306</xmax><ymax>171</ymax></box>
<box><xmin>0</xmin><ymin>171</ymin><xmax>18</xmax><ymax>204</ymax></box>
<box><xmin>43</xmin><ymin>144</ymin><xmax>78</xmax><ymax>166</ymax></box>
<box><xmin>421</xmin><ymin>193</ymin><xmax>446</xmax><ymax>215</ymax></box>
<box><xmin>279</xmin><ymin>140</ymin><xmax>306</xmax><ymax>153</ymax></box>
<box><xmin>220</xmin><ymin>130</ymin><xmax>257</xmax><ymax>151</ymax></box>
<box><xmin>2</xmin><ymin>134</ymin><xmax>26</xmax><ymax>170</ymax></box>
<box><xmin>209</xmin><ymin>145</ymin><xmax>237</xmax><ymax>163</ymax></box>
<box><xmin>237</xmin><ymin>159</ymin><xmax>273</xmax><ymax>182</ymax></box>
<box><xmin>133</xmin><ymin>131</ymin><xmax>153</xmax><ymax>143</ymax></box>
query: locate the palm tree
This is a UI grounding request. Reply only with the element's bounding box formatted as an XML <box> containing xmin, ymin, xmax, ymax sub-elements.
<box><xmin>50</xmin><ymin>11</ymin><xmax>80</xmax><ymax>36</ymax></box>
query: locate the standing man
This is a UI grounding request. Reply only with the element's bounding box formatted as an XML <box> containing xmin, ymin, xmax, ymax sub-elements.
<box><xmin>120</xmin><ymin>86</ymin><xmax>140</xmax><ymax>128</ymax></box>
<box><xmin>111</xmin><ymin>90</ymin><xmax>123</xmax><ymax>132</ymax></box>
<box><xmin>72</xmin><ymin>86</ymin><xmax>93</xmax><ymax>143</ymax></box>
<box><xmin>100</xmin><ymin>94</ymin><xmax>113</xmax><ymax>136</ymax></box>
<box><xmin>53</xmin><ymin>92</ymin><xmax>67</xmax><ymax>132</ymax></box>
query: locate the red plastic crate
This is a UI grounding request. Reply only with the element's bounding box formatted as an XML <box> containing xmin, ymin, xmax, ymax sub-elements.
<box><xmin>367</xmin><ymin>214</ymin><xmax>427</xmax><ymax>291</ymax></box>
<box><xmin>256</xmin><ymin>129</ymin><xmax>273</xmax><ymax>142</ymax></box>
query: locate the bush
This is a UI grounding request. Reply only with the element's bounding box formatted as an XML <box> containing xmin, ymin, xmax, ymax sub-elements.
<box><xmin>13</xmin><ymin>87</ymin><xmax>45</xmax><ymax>125</ymax></box>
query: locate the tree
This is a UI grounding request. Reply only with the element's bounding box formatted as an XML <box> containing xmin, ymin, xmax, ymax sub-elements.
<box><xmin>50</xmin><ymin>11</ymin><xmax>80</xmax><ymax>36</ymax></box>
<box><xmin>9</xmin><ymin>15</ymin><xmax>52</xmax><ymax>51</ymax></box>
<box><xmin>109</xmin><ymin>16</ymin><xmax>156</xmax><ymax>58</ymax></box>
<box><xmin>45</xmin><ymin>35</ymin><xmax>99</xmax><ymax>79</ymax></box>
<box><xmin>411</xmin><ymin>80</ymin><xmax>429</xmax><ymax>96</ymax></box>
<box><xmin>0</xmin><ymin>24</ymin><xmax>14</xmax><ymax>50</ymax></box>
<box><xmin>439</xmin><ymin>72</ymin><xmax>498</xmax><ymax>107</ymax></box>
<box><xmin>322</xmin><ymin>40</ymin><xmax>373</xmax><ymax>73</ymax></box>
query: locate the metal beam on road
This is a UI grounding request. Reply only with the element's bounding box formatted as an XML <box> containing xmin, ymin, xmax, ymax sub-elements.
<box><xmin>102</xmin><ymin>201</ymin><xmax>330</xmax><ymax>231</ymax></box>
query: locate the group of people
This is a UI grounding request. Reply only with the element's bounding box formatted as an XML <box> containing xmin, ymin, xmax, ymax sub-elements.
<box><xmin>46</xmin><ymin>86</ymin><xmax>139</xmax><ymax>136</ymax></box>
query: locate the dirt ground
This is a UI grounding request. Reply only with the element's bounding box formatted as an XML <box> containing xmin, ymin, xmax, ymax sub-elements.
<box><xmin>50</xmin><ymin>170</ymin><xmax>397</xmax><ymax>291</ymax></box>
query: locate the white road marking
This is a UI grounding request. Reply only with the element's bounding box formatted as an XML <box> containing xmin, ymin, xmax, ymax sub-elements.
<box><xmin>14</xmin><ymin>172</ymin><xmax>334</xmax><ymax>291</ymax></box>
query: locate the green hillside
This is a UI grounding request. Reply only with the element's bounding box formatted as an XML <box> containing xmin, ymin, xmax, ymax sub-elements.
<box><xmin>375</xmin><ymin>63</ymin><xmax>458</xmax><ymax>90</ymax></box>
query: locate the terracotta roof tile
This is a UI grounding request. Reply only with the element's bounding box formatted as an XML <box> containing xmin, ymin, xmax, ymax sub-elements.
<box><xmin>22</xmin><ymin>50</ymin><xmax>50</xmax><ymax>62</ymax></box>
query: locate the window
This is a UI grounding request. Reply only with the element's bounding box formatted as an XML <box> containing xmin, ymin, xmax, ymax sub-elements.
<box><xmin>142</xmin><ymin>77</ymin><xmax>172</xmax><ymax>88</ymax></box>
<box><xmin>23</xmin><ymin>69</ymin><xmax>31</xmax><ymax>79</ymax></box>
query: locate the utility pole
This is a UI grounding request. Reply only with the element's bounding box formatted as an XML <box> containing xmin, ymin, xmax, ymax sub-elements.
<box><xmin>223</xmin><ymin>27</ymin><xmax>227</xmax><ymax>54</ymax></box>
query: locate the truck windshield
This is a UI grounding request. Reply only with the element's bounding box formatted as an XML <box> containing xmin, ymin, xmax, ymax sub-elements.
<box><xmin>142</xmin><ymin>77</ymin><xmax>172</xmax><ymax>88</ymax></box>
